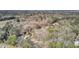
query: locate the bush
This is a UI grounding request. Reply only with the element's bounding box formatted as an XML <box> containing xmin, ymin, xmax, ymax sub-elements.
<box><xmin>22</xmin><ymin>40</ymin><xmax>30</xmax><ymax>48</ymax></box>
<box><xmin>49</xmin><ymin>41</ymin><xmax>76</xmax><ymax>48</ymax></box>
<box><xmin>66</xmin><ymin>44</ymin><xmax>75</xmax><ymax>48</ymax></box>
<box><xmin>49</xmin><ymin>42</ymin><xmax>56</xmax><ymax>48</ymax></box>
<box><xmin>71</xmin><ymin>25</ymin><xmax>79</xmax><ymax>35</ymax></box>
<box><xmin>47</xmin><ymin>26</ymin><xmax>57</xmax><ymax>33</ymax></box>
<box><xmin>49</xmin><ymin>42</ymin><xmax>64</xmax><ymax>48</ymax></box>
<box><xmin>22</xmin><ymin>37</ymin><xmax>31</xmax><ymax>48</ymax></box>
<box><xmin>47</xmin><ymin>26</ymin><xmax>59</xmax><ymax>39</ymax></box>
<box><xmin>7</xmin><ymin>35</ymin><xmax>16</xmax><ymax>45</ymax></box>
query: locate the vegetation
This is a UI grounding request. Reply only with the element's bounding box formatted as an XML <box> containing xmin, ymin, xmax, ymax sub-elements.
<box><xmin>0</xmin><ymin>10</ymin><xmax>79</xmax><ymax>48</ymax></box>
<box><xmin>49</xmin><ymin>41</ymin><xmax>76</xmax><ymax>48</ymax></box>
<box><xmin>7</xmin><ymin>35</ymin><xmax>16</xmax><ymax>45</ymax></box>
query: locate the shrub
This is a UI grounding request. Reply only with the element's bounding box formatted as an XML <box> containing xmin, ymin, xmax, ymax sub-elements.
<box><xmin>49</xmin><ymin>41</ymin><xmax>76</xmax><ymax>48</ymax></box>
<box><xmin>71</xmin><ymin>25</ymin><xmax>79</xmax><ymax>35</ymax></box>
<box><xmin>7</xmin><ymin>35</ymin><xmax>16</xmax><ymax>45</ymax></box>
<box><xmin>22</xmin><ymin>40</ymin><xmax>30</xmax><ymax>48</ymax></box>
<box><xmin>21</xmin><ymin>35</ymin><xmax>31</xmax><ymax>48</ymax></box>
<box><xmin>49</xmin><ymin>42</ymin><xmax>56</xmax><ymax>48</ymax></box>
<box><xmin>66</xmin><ymin>44</ymin><xmax>75</xmax><ymax>48</ymax></box>
<box><xmin>49</xmin><ymin>42</ymin><xmax>64</xmax><ymax>48</ymax></box>
<box><xmin>47</xmin><ymin>26</ymin><xmax>59</xmax><ymax>39</ymax></box>
<box><xmin>47</xmin><ymin>26</ymin><xmax>58</xmax><ymax>33</ymax></box>
<box><xmin>65</xmin><ymin>43</ymin><xmax>75</xmax><ymax>48</ymax></box>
